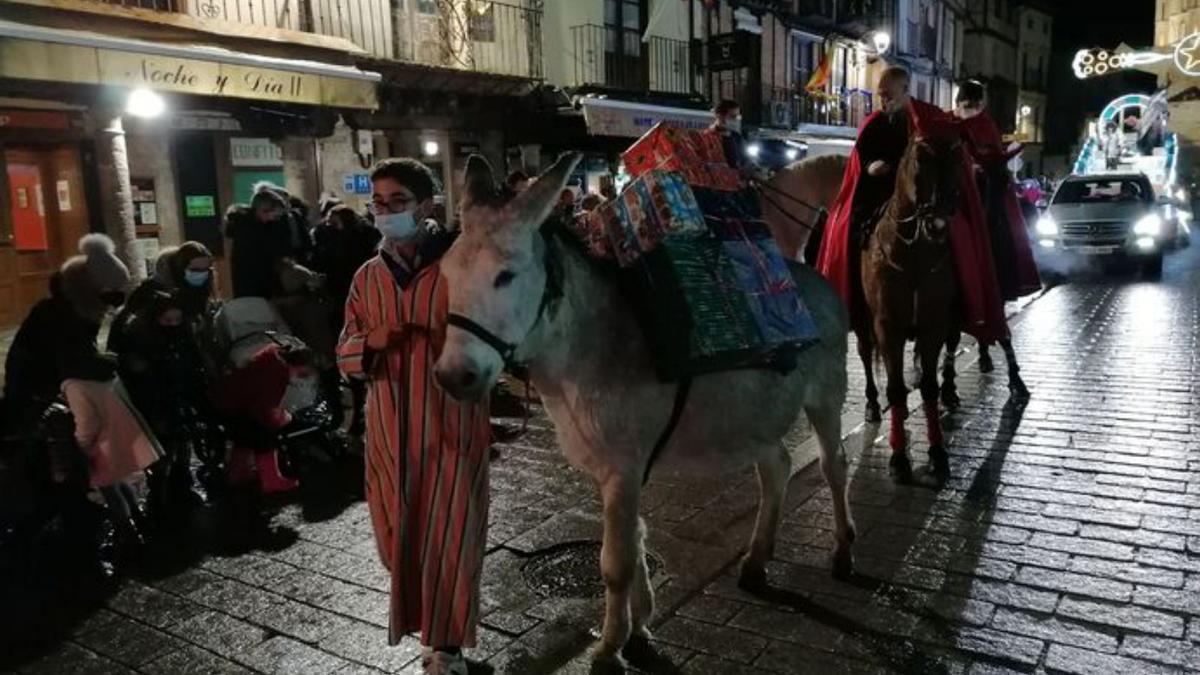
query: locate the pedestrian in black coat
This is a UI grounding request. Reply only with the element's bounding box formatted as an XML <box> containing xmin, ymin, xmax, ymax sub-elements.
<box><xmin>224</xmin><ymin>182</ymin><xmax>317</xmax><ymax>299</ymax></box>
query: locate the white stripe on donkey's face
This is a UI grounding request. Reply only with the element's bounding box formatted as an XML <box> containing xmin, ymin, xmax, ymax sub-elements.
<box><xmin>435</xmin><ymin>153</ymin><xmax>857</xmax><ymax>668</ymax></box>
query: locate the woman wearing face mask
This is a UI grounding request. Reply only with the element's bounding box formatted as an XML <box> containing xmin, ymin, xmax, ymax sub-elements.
<box><xmin>4</xmin><ymin>234</ymin><xmax>129</xmax><ymax>421</ymax></box>
<box><xmin>109</xmin><ymin>242</ymin><xmax>218</xmax><ymax>358</ymax></box>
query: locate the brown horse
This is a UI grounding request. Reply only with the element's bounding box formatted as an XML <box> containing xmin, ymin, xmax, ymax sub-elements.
<box><xmin>860</xmin><ymin>130</ymin><xmax>964</xmax><ymax>482</ymax></box>
<box><xmin>760</xmin><ymin>154</ymin><xmax>848</xmax><ymax>262</ymax></box>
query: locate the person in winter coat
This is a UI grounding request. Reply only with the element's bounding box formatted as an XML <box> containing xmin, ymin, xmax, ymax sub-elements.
<box><xmin>116</xmin><ymin>290</ymin><xmax>217</xmax><ymax>519</ymax></box>
<box><xmin>224</xmin><ymin>182</ymin><xmax>318</xmax><ymax>299</ymax></box>
<box><xmin>109</xmin><ymin>242</ymin><xmax>219</xmax><ymax>361</ymax></box>
<box><xmin>4</xmin><ymin>234</ymin><xmax>130</xmax><ymax>419</ymax></box>
<box><xmin>311</xmin><ymin>204</ymin><xmax>381</xmax><ymax>435</ymax></box>
<box><xmin>211</xmin><ymin>340</ymin><xmax>315</xmax><ymax>494</ymax></box>
<box><xmin>61</xmin><ymin>378</ymin><xmax>161</xmax><ymax>550</ymax></box>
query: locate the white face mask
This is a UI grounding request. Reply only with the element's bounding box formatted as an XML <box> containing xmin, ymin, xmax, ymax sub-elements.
<box><xmin>727</xmin><ymin>116</ymin><xmax>743</xmax><ymax>134</ymax></box>
<box><xmin>184</xmin><ymin>269</ymin><xmax>210</xmax><ymax>287</ymax></box>
<box><xmin>375</xmin><ymin>210</ymin><xmax>420</xmax><ymax>241</ymax></box>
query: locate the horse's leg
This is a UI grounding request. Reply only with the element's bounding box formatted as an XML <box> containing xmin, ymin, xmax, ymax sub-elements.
<box><xmin>978</xmin><ymin>341</ymin><xmax>995</xmax><ymax>373</ymax></box>
<box><xmin>807</xmin><ymin>403</ymin><xmax>856</xmax><ymax>579</ymax></box>
<box><xmin>629</xmin><ymin>516</ymin><xmax>654</xmax><ymax>642</ymax></box>
<box><xmin>917</xmin><ymin>330</ymin><xmax>950</xmax><ymax>479</ymax></box>
<box><xmin>593</xmin><ymin>474</ymin><xmax>640</xmax><ymax>665</ymax></box>
<box><xmin>1000</xmin><ymin>335</ymin><xmax>1031</xmax><ymax>400</ymax></box>
<box><xmin>878</xmin><ymin>326</ymin><xmax>912</xmax><ymax>483</ymax></box>
<box><xmin>856</xmin><ymin>325</ymin><xmax>882</xmax><ymax>423</ymax></box>
<box><xmin>739</xmin><ymin>443</ymin><xmax>791</xmax><ymax>591</ymax></box>
<box><xmin>941</xmin><ymin>327</ymin><xmax>962</xmax><ymax>411</ymax></box>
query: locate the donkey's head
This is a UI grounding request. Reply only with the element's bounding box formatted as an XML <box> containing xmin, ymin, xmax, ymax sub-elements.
<box><xmin>897</xmin><ymin>116</ymin><xmax>963</xmax><ymax>241</ymax></box>
<box><xmin>433</xmin><ymin>153</ymin><xmax>581</xmax><ymax>401</ymax></box>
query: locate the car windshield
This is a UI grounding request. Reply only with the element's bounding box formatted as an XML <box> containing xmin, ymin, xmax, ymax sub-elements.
<box><xmin>1054</xmin><ymin>179</ymin><xmax>1148</xmax><ymax>204</ymax></box>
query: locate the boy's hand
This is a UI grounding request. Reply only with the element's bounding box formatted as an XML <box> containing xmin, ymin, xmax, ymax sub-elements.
<box><xmin>366</xmin><ymin>324</ymin><xmax>410</xmax><ymax>352</ymax></box>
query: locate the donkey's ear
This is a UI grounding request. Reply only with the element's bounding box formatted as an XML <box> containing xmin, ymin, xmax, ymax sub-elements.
<box><xmin>506</xmin><ymin>153</ymin><xmax>582</xmax><ymax>230</ymax></box>
<box><xmin>462</xmin><ymin>154</ymin><xmax>497</xmax><ymax>209</ymax></box>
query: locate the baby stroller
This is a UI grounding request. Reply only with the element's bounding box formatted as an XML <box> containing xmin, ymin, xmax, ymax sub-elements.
<box><xmin>211</xmin><ymin>298</ymin><xmax>342</xmax><ymax>485</ymax></box>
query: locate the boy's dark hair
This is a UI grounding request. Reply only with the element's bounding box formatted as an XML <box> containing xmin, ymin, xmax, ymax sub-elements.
<box><xmin>956</xmin><ymin>79</ymin><xmax>986</xmax><ymax>105</ymax></box>
<box><xmin>714</xmin><ymin>99</ymin><xmax>741</xmax><ymax>116</ymax></box>
<box><xmin>370</xmin><ymin>158</ymin><xmax>437</xmax><ymax>202</ymax></box>
<box><xmin>326</xmin><ymin>204</ymin><xmax>363</xmax><ymax>229</ymax></box>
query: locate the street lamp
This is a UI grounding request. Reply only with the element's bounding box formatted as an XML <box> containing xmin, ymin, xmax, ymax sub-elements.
<box><xmin>870</xmin><ymin>31</ymin><xmax>891</xmax><ymax>56</ymax></box>
<box><xmin>422</xmin><ymin>140</ymin><xmax>440</xmax><ymax>157</ymax></box>
<box><xmin>1020</xmin><ymin>104</ymin><xmax>1032</xmax><ymax>117</ymax></box>
<box><xmin>126</xmin><ymin>88</ymin><xmax>165</xmax><ymax>118</ymax></box>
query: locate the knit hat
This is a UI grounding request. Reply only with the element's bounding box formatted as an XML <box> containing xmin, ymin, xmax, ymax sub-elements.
<box><xmin>250</xmin><ymin>182</ymin><xmax>290</xmax><ymax>211</ymax></box>
<box><xmin>77</xmin><ymin>234</ymin><xmax>130</xmax><ymax>290</ymax></box>
<box><xmin>59</xmin><ymin>233</ymin><xmax>130</xmax><ymax>322</ymax></box>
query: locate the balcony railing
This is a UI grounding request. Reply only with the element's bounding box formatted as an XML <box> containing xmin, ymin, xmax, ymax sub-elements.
<box><xmin>762</xmin><ymin>86</ymin><xmax>873</xmax><ymax>129</ymax></box>
<box><xmin>92</xmin><ymin>0</ymin><xmax>543</xmax><ymax>80</ymax></box>
<box><xmin>570</xmin><ymin>24</ymin><xmax>692</xmax><ymax>94</ymax></box>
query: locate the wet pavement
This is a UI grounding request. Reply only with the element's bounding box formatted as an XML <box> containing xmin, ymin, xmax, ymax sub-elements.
<box><xmin>4</xmin><ymin>238</ymin><xmax>1200</xmax><ymax>674</ymax></box>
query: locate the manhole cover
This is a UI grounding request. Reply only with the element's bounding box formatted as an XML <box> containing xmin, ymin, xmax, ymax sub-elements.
<box><xmin>521</xmin><ymin>541</ymin><xmax>665</xmax><ymax>599</ymax></box>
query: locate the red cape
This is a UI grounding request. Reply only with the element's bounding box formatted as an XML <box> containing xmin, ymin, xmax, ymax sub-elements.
<box><xmin>959</xmin><ymin>113</ymin><xmax>1042</xmax><ymax>298</ymax></box>
<box><xmin>815</xmin><ymin>99</ymin><xmax>1007</xmax><ymax>343</ymax></box>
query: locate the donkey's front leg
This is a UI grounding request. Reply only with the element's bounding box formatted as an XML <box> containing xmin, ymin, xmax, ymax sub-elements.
<box><xmin>738</xmin><ymin>444</ymin><xmax>791</xmax><ymax>591</ymax></box>
<box><xmin>593</xmin><ymin>474</ymin><xmax>641</xmax><ymax>665</ymax></box>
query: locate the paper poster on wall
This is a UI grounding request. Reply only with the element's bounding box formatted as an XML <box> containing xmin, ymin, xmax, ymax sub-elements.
<box><xmin>56</xmin><ymin>180</ymin><xmax>71</xmax><ymax>212</ymax></box>
<box><xmin>138</xmin><ymin>202</ymin><xmax>158</xmax><ymax>225</ymax></box>
<box><xmin>16</xmin><ymin>187</ymin><xmax>27</xmax><ymax>208</ymax></box>
<box><xmin>185</xmin><ymin>195</ymin><xmax>216</xmax><ymax>218</ymax></box>
<box><xmin>135</xmin><ymin>237</ymin><xmax>160</xmax><ymax>278</ymax></box>
<box><xmin>34</xmin><ymin>183</ymin><xmax>44</xmax><ymax>217</ymax></box>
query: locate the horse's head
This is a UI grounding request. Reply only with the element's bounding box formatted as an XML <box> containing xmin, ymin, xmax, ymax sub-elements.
<box><xmin>433</xmin><ymin>153</ymin><xmax>581</xmax><ymax>401</ymax></box>
<box><xmin>898</xmin><ymin>125</ymin><xmax>963</xmax><ymax>242</ymax></box>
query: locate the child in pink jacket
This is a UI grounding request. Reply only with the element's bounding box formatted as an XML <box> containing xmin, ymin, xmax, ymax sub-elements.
<box><xmin>61</xmin><ymin>378</ymin><xmax>161</xmax><ymax>543</ymax></box>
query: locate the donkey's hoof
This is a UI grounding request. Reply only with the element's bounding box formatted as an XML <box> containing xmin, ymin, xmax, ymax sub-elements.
<box><xmin>590</xmin><ymin>641</ymin><xmax>628</xmax><ymax>669</ymax></box>
<box><xmin>865</xmin><ymin>401</ymin><xmax>882</xmax><ymax>424</ymax></box>
<box><xmin>928</xmin><ymin>445</ymin><xmax>950</xmax><ymax>478</ymax></box>
<box><xmin>1009</xmin><ymin>379</ymin><xmax>1031</xmax><ymax>401</ymax></box>
<box><xmin>940</xmin><ymin>387</ymin><xmax>960</xmax><ymax>412</ymax></box>
<box><xmin>737</xmin><ymin>560</ymin><xmax>769</xmax><ymax>593</ymax></box>
<box><xmin>889</xmin><ymin>454</ymin><xmax>913</xmax><ymax>484</ymax></box>
<box><xmin>978</xmin><ymin>352</ymin><xmax>995</xmax><ymax>373</ymax></box>
<box><xmin>831</xmin><ymin>548</ymin><xmax>855</xmax><ymax>581</ymax></box>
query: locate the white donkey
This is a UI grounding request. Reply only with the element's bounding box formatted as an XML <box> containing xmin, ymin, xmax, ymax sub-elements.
<box><xmin>433</xmin><ymin>153</ymin><xmax>854</xmax><ymax>665</ymax></box>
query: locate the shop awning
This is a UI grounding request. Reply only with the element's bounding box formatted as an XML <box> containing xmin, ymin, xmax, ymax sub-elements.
<box><xmin>579</xmin><ymin>97</ymin><xmax>712</xmax><ymax>138</ymax></box>
<box><xmin>0</xmin><ymin>19</ymin><xmax>380</xmax><ymax>109</ymax></box>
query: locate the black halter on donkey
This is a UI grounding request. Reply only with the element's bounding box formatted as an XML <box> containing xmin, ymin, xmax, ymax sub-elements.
<box><xmin>445</xmin><ymin>225</ymin><xmax>692</xmax><ymax>486</ymax></box>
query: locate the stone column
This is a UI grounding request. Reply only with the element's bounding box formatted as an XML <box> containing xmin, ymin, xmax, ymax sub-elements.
<box><xmin>94</xmin><ymin>110</ymin><xmax>145</xmax><ymax>283</ymax></box>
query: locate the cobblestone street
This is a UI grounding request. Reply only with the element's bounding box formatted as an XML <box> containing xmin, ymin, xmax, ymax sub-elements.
<box><xmin>4</xmin><ymin>240</ymin><xmax>1200</xmax><ymax>675</ymax></box>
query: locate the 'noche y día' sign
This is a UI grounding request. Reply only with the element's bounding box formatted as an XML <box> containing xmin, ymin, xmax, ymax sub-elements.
<box><xmin>98</xmin><ymin>53</ymin><xmax>318</xmax><ymax>104</ymax></box>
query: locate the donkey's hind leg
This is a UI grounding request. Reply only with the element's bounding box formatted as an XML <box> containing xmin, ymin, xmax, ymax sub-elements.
<box><xmin>1000</xmin><ymin>337</ymin><xmax>1031</xmax><ymax>401</ymax></box>
<box><xmin>739</xmin><ymin>443</ymin><xmax>791</xmax><ymax>591</ymax></box>
<box><xmin>593</xmin><ymin>474</ymin><xmax>641</xmax><ymax>665</ymax></box>
<box><xmin>808</xmin><ymin>403</ymin><xmax>856</xmax><ymax>579</ymax></box>
<box><xmin>630</xmin><ymin>516</ymin><xmax>654</xmax><ymax>642</ymax></box>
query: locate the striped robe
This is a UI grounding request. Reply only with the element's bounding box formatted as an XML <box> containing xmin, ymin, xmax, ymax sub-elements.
<box><xmin>337</xmin><ymin>253</ymin><xmax>492</xmax><ymax>648</ymax></box>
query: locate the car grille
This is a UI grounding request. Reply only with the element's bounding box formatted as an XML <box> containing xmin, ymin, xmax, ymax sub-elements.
<box><xmin>1059</xmin><ymin>220</ymin><xmax>1130</xmax><ymax>238</ymax></box>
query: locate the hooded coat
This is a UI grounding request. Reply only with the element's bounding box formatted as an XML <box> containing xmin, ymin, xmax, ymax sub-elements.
<box><xmin>224</xmin><ymin>183</ymin><xmax>315</xmax><ymax>299</ymax></box>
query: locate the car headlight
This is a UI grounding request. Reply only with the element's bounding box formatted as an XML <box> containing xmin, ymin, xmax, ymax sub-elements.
<box><xmin>1036</xmin><ymin>216</ymin><xmax>1058</xmax><ymax>236</ymax></box>
<box><xmin>1134</xmin><ymin>213</ymin><xmax>1162</xmax><ymax>237</ymax></box>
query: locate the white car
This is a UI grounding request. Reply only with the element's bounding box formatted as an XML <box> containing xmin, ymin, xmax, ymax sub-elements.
<box><xmin>1035</xmin><ymin>173</ymin><xmax>1171</xmax><ymax>279</ymax></box>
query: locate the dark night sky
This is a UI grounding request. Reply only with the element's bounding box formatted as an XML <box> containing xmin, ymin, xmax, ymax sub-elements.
<box><xmin>1043</xmin><ymin>0</ymin><xmax>1158</xmax><ymax>154</ymax></box>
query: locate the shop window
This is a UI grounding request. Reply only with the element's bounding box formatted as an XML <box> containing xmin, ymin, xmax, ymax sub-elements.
<box><xmin>416</xmin><ymin>0</ymin><xmax>436</xmax><ymax>14</ymax></box>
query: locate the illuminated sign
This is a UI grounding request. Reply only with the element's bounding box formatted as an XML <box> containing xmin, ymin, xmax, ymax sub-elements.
<box><xmin>1072</xmin><ymin>32</ymin><xmax>1200</xmax><ymax>79</ymax></box>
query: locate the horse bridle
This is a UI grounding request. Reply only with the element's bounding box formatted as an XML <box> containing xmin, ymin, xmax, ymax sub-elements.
<box><xmin>445</xmin><ymin>229</ymin><xmax>564</xmax><ymax>372</ymax></box>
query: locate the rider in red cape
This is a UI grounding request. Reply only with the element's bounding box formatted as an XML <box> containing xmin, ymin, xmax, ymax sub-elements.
<box><xmin>816</xmin><ymin>66</ymin><xmax>1006</xmax><ymax>343</ymax></box>
<box><xmin>954</xmin><ymin>80</ymin><xmax>1041</xmax><ymax>300</ymax></box>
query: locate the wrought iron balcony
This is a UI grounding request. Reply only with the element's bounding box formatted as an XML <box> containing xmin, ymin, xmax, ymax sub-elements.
<box><xmin>570</xmin><ymin>24</ymin><xmax>692</xmax><ymax>95</ymax></box>
<box><xmin>87</xmin><ymin>0</ymin><xmax>544</xmax><ymax>80</ymax></box>
<box><xmin>761</xmin><ymin>86</ymin><xmax>873</xmax><ymax>129</ymax></box>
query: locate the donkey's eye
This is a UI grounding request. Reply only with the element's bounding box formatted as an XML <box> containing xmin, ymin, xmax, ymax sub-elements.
<box><xmin>494</xmin><ymin>270</ymin><xmax>516</xmax><ymax>288</ymax></box>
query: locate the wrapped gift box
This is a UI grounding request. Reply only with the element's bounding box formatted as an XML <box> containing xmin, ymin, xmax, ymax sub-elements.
<box><xmin>622</xmin><ymin>123</ymin><xmax>743</xmax><ymax>192</ymax></box>
<box><xmin>590</xmin><ymin>200</ymin><xmax>641</xmax><ymax>267</ymax></box>
<box><xmin>720</xmin><ymin>238</ymin><xmax>819</xmax><ymax>347</ymax></box>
